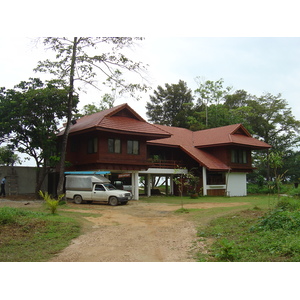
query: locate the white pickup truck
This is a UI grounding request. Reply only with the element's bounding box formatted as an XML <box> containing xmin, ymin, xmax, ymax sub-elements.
<box><xmin>65</xmin><ymin>175</ymin><xmax>132</xmax><ymax>206</ymax></box>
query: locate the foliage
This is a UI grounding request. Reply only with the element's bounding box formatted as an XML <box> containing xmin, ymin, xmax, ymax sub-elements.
<box><xmin>251</xmin><ymin>210</ymin><xmax>300</xmax><ymax>231</ymax></box>
<box><xmin>275</xmin><ymin>196</ymin><xmax>300</xmax><ymax>211</ymax></box>
<box><xmin>77</xmin><ymin>93</ymin><xmax>115</xmax><ymax>117</ymax></box>
<box><xmin>213</xmin><ymin>238</ymin><xmax>240</xmax><ymax>261</ymax></box>
<box><xmin>0</xmin><ymin>78</ymin><xmax>72</xmax><ymax>192</ymax></box>
<box><xmin>197</xmin><ymin>193</ymin><xmax>300</xmax><ymax>262</ymax></box>
<box><xmin>289</xmin><ymin>187</ymin><xmax>300</xmax><ymax>198</ymax></box>
<box><xmin>0</xmin><ymin>146</ymin><xmax>21</xmax><ymax>166</ymax></box>
<box><xmin>146</xmin><ymin>80</ymin><xmax>194</xmax><ymax>128</ymax></box>
<box><xmin>194</xmin><ymin>77</ymin><xmax>232</xmax><ymax>127</ymax></box>
<box><xmin>39</xmin><ymin>190</ymin><xmax>65</xmax><ymax>214</ymax></box>
<box><xmin>0</xmin><ymin>78</ymin><xmax>70</xmax><ymax>165</ymax></box>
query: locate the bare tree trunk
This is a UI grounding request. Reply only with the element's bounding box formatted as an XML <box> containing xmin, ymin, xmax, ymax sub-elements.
<box><xmin>56</xmin><ymin>37</ymin><xmax>78</xmax><ymax>196</ymax></box>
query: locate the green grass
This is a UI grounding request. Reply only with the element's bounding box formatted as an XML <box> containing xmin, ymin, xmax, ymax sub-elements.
<box><xmin>195</xmin><ymin>196</ymin><xmax>300</xmax><ymax>262</ymax></box>
<box><xmin>0</xmin><ymin>207</ymin><xmax>81</xmax><ymax>262</ymax></box>
<box><xmin>139</xmin><ymin>194</ymin><xmax>273</xmax><ymax>208</ymax></box>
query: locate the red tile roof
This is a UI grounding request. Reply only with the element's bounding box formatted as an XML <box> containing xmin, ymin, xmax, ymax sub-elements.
<box><xmin>193</xmin><ymin>124</ymin><xmax>271</xmax><ymax>149</ymax></box>
<box><xmin>58</xmin><ymin>103</ymin><xmax>170</xmax><ymax>139</ymax></box>
<box><xmin>149</xmin><ymin>123</ymin><xmax>271</xmax><ymax>171</ymax></box>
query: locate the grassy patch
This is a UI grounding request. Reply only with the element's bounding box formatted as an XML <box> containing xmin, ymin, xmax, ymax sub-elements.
<box><xmin>196</xmin><ymin>196</ymin><xmax>300</xmax><ymax>262</ymax></box>
<box><xmin>0</xmin><ymin>207</ymin><xmax>81</xmax><ymax>262</ymax></box>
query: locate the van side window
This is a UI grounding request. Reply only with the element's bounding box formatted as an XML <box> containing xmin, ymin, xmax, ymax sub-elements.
<box><xmin>95</xmin><ymin>185</ymin><xmax>105</xmax><ymax>191</ymax></box>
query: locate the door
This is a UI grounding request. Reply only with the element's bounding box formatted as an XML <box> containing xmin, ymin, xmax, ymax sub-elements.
<box><xmin>92</xmin><ymin>184</ymin><xmax>107</xmax><ymax>201</ymax></box>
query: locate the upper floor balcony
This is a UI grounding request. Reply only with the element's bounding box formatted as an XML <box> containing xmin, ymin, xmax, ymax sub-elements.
<box><xmin>148</xmin><ymin>158</ymin><xmax>185</xmax><ymax>169</ymax></box>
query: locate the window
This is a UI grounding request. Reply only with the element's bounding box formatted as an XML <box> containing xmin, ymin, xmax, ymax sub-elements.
<box><xmin>127</xmin><ymin>140</ymin><xmax>139</xmax><ymax>155</ymax></box>
<box><xmin>87</xmin><ymin>137</ymin><xmax>98</xmax><ymax>154</ymax></box>
<box><xmin>231</xmin><ymin>149</ymin><xmax>247</xmax><ymax>164</ymax></box>
<box><xmin>207</xmin><ymin>172</ymin><xmax>226</xmax><ymax>185</ymax></box>
<box><xmin>95</xmin><ymin>184</ymin><xmax>105</xmax><ymax>191</ymax></box>
<box><xmin>108</xmin><ymin>138</ymin><xmax>121</xmax><ymax>153</ymax></box>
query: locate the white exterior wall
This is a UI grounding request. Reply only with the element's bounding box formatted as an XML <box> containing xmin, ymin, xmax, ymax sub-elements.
<box><xmin>226</xmin><ymin>172</ymin><xmax>247</xmax><ymax>197</ymax></box>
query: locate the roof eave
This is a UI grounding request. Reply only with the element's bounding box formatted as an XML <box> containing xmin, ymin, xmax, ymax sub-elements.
<box><xmin>196</xmin><ymin>142</ymin><xmax>272</xmax><ymax>150</ymax></box>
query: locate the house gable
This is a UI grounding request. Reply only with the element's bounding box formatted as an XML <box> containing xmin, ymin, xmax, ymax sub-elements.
<box><xmin>60</xmin><ymin>103</ymin><xmax>170</xmax><ymax>140</ymax></box>
<box><xmin>193</xmin><ymin>124</ymin><xmax>271</xmax><ymax>149</ymax></box>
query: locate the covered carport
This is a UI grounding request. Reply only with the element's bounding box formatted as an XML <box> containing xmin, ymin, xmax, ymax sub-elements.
<box><xmin>139</xmin><ymin>168</ymin><xmax>188</xmax><ymax>197</ymax></box>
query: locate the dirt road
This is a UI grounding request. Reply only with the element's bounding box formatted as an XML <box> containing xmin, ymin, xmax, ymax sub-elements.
<box><xmin>50</xmin><ymin>201</ymin><xmax>248</xmax><ymax>262</ymax></box>
<box><xmin>0</xmin><ymin>199</ymin><xmax>248</xmax><ymax>262</ymax></box>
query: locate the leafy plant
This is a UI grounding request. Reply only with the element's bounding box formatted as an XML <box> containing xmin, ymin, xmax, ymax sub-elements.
<box><xmin>39</xmin><ymin>190</ymin><xmax>65</xmax><ymax>214</ymax></box>
<box><xmin>275</xmin><ymin>196</ymin><xmax>300</xmax><ymax>211</ymax></box>
<box><xmin>251</xmin><ymin>209</ymin><xmax>300</xmax><ymax>231</ymax></box>
<box><xmin>214</xmin><ymin>238</ymin><xmax>240</xmax><ymax>262</ymax></box>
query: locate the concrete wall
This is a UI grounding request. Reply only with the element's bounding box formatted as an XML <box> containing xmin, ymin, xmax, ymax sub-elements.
<box><xmin>0</xmin><ymin>166</ymin><xmax>48</xmax><ymax>195</ymax></box>
<box><xmin>226</xmin><ymin>172</ymin><xmax>247</xmax><ymax>197</ymax></box>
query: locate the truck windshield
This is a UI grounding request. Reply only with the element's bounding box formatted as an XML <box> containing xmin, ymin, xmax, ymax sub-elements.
<box><xmin>103</xmin><ymin>183</ymin><xmax>117</xmax><ymax>190</ymax></box>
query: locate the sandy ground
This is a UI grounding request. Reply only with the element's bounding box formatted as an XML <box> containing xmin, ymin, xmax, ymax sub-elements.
<box><xmin>0</xmin><ymin>198</ymin><xmax>248</xmax><ymax>262</ymax></box>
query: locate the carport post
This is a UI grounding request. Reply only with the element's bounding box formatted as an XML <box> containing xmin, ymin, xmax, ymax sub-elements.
<box><xmin>202</xmin><ymin>166</ymin><xmax>207</xmax><ymax>196</ymax></box>
<box><xmin>147</xmin><ymin>173</ymin><xmax>151</xmax><ymax>197</ymax></box>
<box><xmin>132</xmin><ymin>171</ymin><xmax>139</xmax><ymax>200</ymax></box>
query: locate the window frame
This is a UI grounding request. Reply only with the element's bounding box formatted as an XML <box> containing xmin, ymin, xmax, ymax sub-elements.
<box><xmin>108</xmin><ymin>138</ymin><xmax>122</xmax><ymax>154</ymax></box>
<box><xmin>87</xmin><ymin>137</ymin><xmax>98</xmax><ymax>154</ymax></box>
<box><xmin>231</xmin><ymin>149</ymin><xmax>247</xmax><ymax>164</ymax></box>
<box><xmin>127</xmin><ymin>140</ymin><xmax>139</xmax><ymax>155</ymax></box>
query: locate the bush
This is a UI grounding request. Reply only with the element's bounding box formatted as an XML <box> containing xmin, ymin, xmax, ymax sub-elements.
<box><xmin>214</xmin><ymin>238</ymin><xmax>240</xmax><ymax>262</ymax></box>
<box><xmin>39</xmin><ymin>191</ymin><xmax>65</xmax><ymax>214</ymax></box>
<box><xmin>289</xmin><ymin>187</ymin><xmax>300</xmax><ymax>198</ymax></box>
<box><xmin>275</xmin><ymin>196</ymin><xmax>300</xmax><ymax>211</ymax></box>
<box><xmin>251</xmin><ymin>209</ymin><xmax>300</xmax><ymax>231</ymax></box>
<box><xmin>247</xmin><ymin>183</ymin><xmax>270</xmax><ymax>194</ymax></box>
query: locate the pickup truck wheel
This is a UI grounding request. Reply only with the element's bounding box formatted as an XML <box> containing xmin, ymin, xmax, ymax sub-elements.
<box><xmin>109</xmin><ymin>196</ymin><xmax>118</xmax><ymax>206</ymax></box>
<box><xmin>74</xmin><ymin>195</ymin><xmax>83</xmax><ymax>204</ymax></box>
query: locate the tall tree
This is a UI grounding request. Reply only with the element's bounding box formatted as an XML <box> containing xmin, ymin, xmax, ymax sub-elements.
<box><xmin>245</xmin><ymin>93</ymin><xmax>300</xmax><ymax>150</ymax></box>
<box><xmin>194</xmin><ymin>77</ymin><xmax>232</xmax><ymax>127</ymax></box>
<box><xmin>146</xmin><ymin>80</ymin><xmax>194</xmax><ymax>127</ymax></box>
<box><xmin>35</xmin><ymin>37</ymin><xmax>148</xmax><ymax>195</ymax></box>
<box><xmin>0</xmin><ymin>78</ymin><xmax>71</xmax><ymax>193</ymax></box>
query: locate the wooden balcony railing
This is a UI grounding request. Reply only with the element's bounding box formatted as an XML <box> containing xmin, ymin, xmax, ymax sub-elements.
<box><xmin>148</xmin><ymin>159</ymin><xmax>184</xmax><ymax>169</ymax></box>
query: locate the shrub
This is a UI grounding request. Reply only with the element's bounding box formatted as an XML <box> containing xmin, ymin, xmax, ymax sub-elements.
<box><xmin>251</xmin><ymin>210</ymin><xmax>300</xmax><ymax>231</ymax></box>
<box><xmin>214</xmin><ymin>238</ymin><xmax>240</xmax><ymax>262</ymax></box>
<box><xmin>289</xmin><ymin>187</ymin><xmax>300</xmax><ymax>198</ymax></box>
<box><xmin>39</xmin><ymin>190</ymin><xmax>64</xmax><ymax>214</ymax></box>
<box><xmin>275</xmin><ymin>196</ymin><xmax>300</xmax><ymax>211</ymax></box>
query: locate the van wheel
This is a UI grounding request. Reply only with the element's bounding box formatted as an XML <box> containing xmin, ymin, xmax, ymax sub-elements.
<box><xmin>74</xmin><ymin>195</ymin><xmax>83</xmax><ymax>204</ymax></box>
<box><xmin>109</xmin><ymin>196</ymin><xmax>118</xmax><ymax>206</ymax></box>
